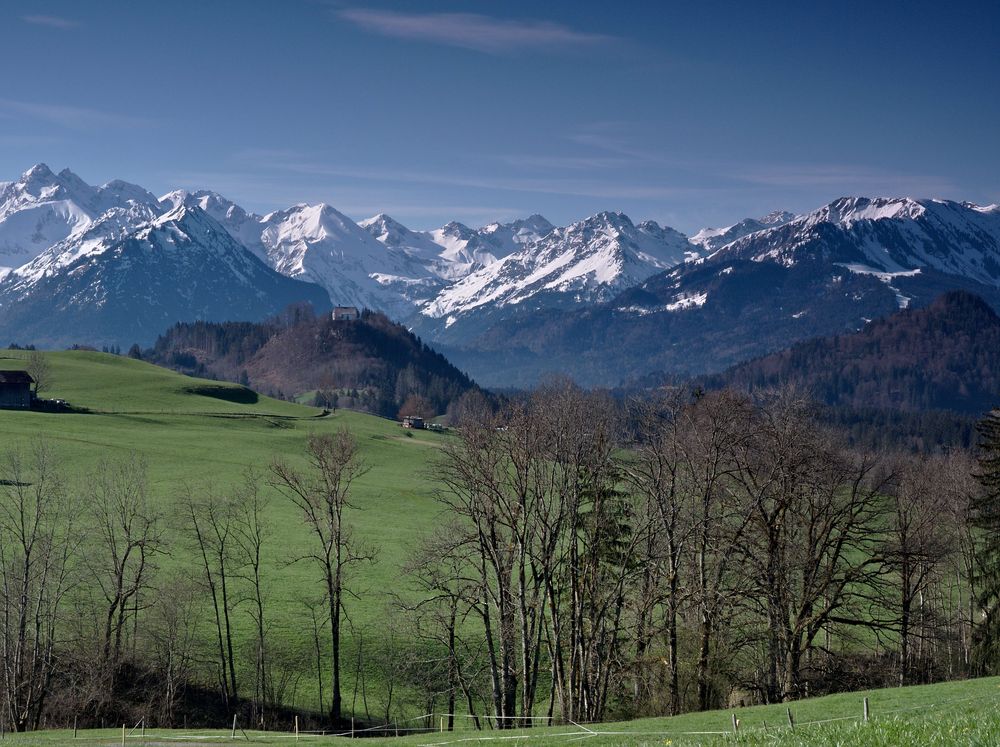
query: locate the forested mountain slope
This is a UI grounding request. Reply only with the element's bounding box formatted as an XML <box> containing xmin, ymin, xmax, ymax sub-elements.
<box><xmin>701</xmin><ymin>291</ymin><xmax>1000</xmax><ymax>416</ymax></box>
<box><xmin>146</xmin><ymin>308</ymin><xmax>479</xmax><ymax>417</ymax></box>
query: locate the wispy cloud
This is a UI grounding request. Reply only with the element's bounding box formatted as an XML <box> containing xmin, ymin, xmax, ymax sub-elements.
<box><xmin>496</xmin><ymin>154</ymin><xmax>634</xmax><ymax>171</ymax></box>
<box><xmin>730</xmin><ymin>163</ymin><xmax>958</xmax><ymax>196</ymax></box>
<box><xmin>565</xmin><ymin>123</ymin><xmax>960</xmax><ymax>199</ymax></box>
<box><xmin>0</xmin><ymin>98</ymin><xmax>149</xmax><ymax>130</ymax></box>
<box><xmin>0</xmin><ymin>134</ymin><xmax>64</xmax><ymax>148</ymax></box>
<box><xmin>21</xmin><ymin>15</ymin><xmax>79</xmax><ymax>29</ymax></box>
<box><xmin>336</xmin><ymin>8</ymin><xmax>612</xmax><ymax>54</ymax></box>
<box><xmin>230</xmin><ymin>148</ymin><xmax>709</xmax><ymax>202</ymax></box>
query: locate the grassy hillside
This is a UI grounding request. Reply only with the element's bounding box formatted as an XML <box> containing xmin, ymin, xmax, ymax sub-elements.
<box><xmin>0</xmin><ymin>675</ymin><xmax>997</xmax><ymax>744</ymax></box>
<box><xmin>0</xmin><ymin>350</ymin><xmax>449</xmax><ymax>715</ymax></box>
<box><xmin>0</xmin><ymin>349</ymin><xmax>311</xmax><ymax>415</ymax></box>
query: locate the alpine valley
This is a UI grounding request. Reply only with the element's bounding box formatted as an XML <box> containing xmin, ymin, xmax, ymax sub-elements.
<box><xmin>1</xmin><ymin>164</ymin><xmax>999</xmax><ymax>387</ymax></box>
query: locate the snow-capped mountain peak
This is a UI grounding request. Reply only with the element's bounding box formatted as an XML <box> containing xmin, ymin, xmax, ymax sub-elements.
<box><xmin>478</xmin><ymin>213</ymin><xmax>554</xmax><ymax>253</ymax></box>
<box><xmin>255</xmin><ymin>203</ymin><xmax>440</xmax><ymax>316</ymax></box>
<box><xmin>421</xmin><ymin>210</ymin><xmax>695</xmax><ymax>325</ymax></box>
<box><xmin>358</xmin><ymin>212</ymin><xmax>402</xmax><ymax>232</ymax></box>
<box><xmin>263</xmin><ymin>203</ymin><xmax>364</xmax><ymax>247</ymax></box>
<box><xmin>0</xmin><ymin>164</ymin><xmax>162</xmax><ymax>272</ymax></box>
<box><xmin>691</xmin><ymin>209</ymin><xmax>797</xmax><ymax>252</ymax></box>
<box><xmin>0</xmin><ymin>201</ymin><xmax>330</xmax><ymax>348</ymax></box>
<box><xmin>803</xmin><ymin>196</ymin><xmax>926</xmax><ymax>228</ymax></box>
<box><xmin>712</xmin><ymin>197</ymin><xmax>1000</xmax><ymax>292</ymax></box>
<box><xmin>360</xmin><ymin>213</ymin><xmax>445</xmax><ymax>264</ymax></box>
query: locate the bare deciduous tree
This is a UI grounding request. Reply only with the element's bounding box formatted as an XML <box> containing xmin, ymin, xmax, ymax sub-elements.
<box><xmin>25</xmin><ymin>351</ymin><xmax>51</xmax><ymax>398</ymax></box>
<box><xmin>627</xmin><ymin>390</ymin><xmax>696</xmax><ymax>716</ymax></box>
<box><xmin>883</xmin><ymin>455</ymin><xmax>956</xmax><ymax>685</ymax></box>
<box><xmin>400</xmin><ymin>529</ymin><xmax>485</xmax><ymax>731</ymax></box>
<box><xmin>0</xmin><ymin>441</ymin><xmax>78</xmax><ymax>732</ymax></box>
<box><xmin>143</xmin><ymin>575</ymin><xmax>202</xmax><ymax>726</ymax></box>
<box><xmin>181</xmin><ymin>485</ymin><xmax>240</xmax><ymax>708</ymax></box>
<box><xmin>270</xmin><ymin>430</ymin><xmax>375</xmax><ymax>723</ymax></box>
<box><xmin>88</xmin><ymin>454</ymin><xmax>163</xmax><ymax>669</ymax></box>
<box><xmin>230</xmin><ymin>470</ymin><xmax>271</xmax><ymax>724</ymax></box>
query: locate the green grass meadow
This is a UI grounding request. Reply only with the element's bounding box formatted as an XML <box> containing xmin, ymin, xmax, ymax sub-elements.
<box><xmin>3</xmin><ymin>352</ymin><xmax>998</xmax><ymax>745</ymax></box>
<box><xmin>0</xmin><ymin>351</ymin><xmax>450</xmax><ymax>715</ymax></box>
<box><xmin>0</xmin><ymin>676</ymin><xmax>996</xmax><ymax>744</ymax></box>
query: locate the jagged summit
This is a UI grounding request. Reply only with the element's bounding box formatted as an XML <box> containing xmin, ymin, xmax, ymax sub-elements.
<box><xmin>713</xmin><ymin>196</ymin><xmax>1000</xmax><ymax>288</ymax></box>
<box><xmin>0</xmin><ymin>164</ymin><xmax>161</xmax><ymax>271</ymax></box>
<box><xmin>0</xmin><ymin>201</ymin><xmax>330</xmax><ymax>348</ymax></box>
<box><xmin>691</xmin><ymin>209</ymin><xmax>797</xmax><ymax>252</ymax></box>
<box><xmin>419</xmin><ymin>209</ymin><xmax>695</xmax><ymax>329</ymax></box>
<box><xmin>803</xmin><ymin>196</ymin><xmax>928</xmax><ymax>226</ymax></box>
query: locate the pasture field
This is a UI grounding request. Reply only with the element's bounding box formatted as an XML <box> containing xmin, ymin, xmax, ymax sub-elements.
<box><xmin>2</xmin><ymin>352</ymin><xmax>995</xmax><ymax>746</ymax></box>
<box><xmin>0</xmin><ymin>350</ymin><xmax>449</xmax><ymax>715</ymax></box>
<box><xmin>0</xmin><ymin>676</ymin><xmax>996</xmax><ymax>744</ymax></box>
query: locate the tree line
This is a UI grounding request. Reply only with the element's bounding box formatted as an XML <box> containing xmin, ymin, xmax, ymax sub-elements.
<box><xmin>0</xmin><ymin>432</ymin><xmax>373</xmax><ymax>733</ymax></box>
<box><xmin>3</xmin><ymin>384</ymin><xmax>1000</xmax><ymax>733</ymax></box>
<box><xmin>408</xmin><ymin>383</ymin><xmax>1000</xmax><ymax>726</ymax></box>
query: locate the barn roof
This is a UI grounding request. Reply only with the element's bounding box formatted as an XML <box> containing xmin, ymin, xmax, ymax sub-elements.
<box><xmin>0</xmin><ymin>371</ymin><xmax>34</xmax><ymax>385</ymax></box>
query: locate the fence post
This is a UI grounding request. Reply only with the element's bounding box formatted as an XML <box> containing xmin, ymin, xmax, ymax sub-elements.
<box><xmin>863</xmin><ymin>697</ymin><xmax>870</xmax><ymax>723</ymax></box>
<box><xmin>121</xmin><ymin>723</ymin><xmax>126</xmax><ymax>746</ymax></box>
<box><xmin>351</xmin><ymin>716</ymin><xmax>355</xmax><ymax>737</ymax></box>
<box><xmin>732</xmin><ymin>713</ymin><xmax>739</xmax><ymax>732</ymax></box>
<box><xmin>440</xmin><ymin>716</ymin><xmax>445</xmax><ymax>732</ymax></box>
<box><xmin>294</xmin><ymin>715</ymin><xmax>299</xmax><ymax>742</ymax></box>
<box><xmin>231</xmin><ymin>714</ymin><xmax>237</xmax><ymax>739</ymax></box>
<box><xmin>73</xmin><ymin>716</ymin><xmax>78</xmax><ymax>739</ymax></box>
<box><xmin>786</xmin><ymin>708</ymin><xmax>795</xmax><ymax>730</ymax></box>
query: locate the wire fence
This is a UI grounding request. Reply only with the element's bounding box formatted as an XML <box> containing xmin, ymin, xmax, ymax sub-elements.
<box><xmin>88</xmin><ymin>689</ymin><xmax>998</xmax><ymax>745</ymax></box>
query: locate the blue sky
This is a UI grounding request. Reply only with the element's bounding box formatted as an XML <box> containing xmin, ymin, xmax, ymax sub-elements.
<box><xmin>1</xmin><ymin>0</ymin><xmax>997</xmax><ymax>233</ymax></box>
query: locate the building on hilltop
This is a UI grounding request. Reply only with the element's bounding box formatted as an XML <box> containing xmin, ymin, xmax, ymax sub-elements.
<box><xmin>332</xmin><ymin>306</ymin><xmax>360</xmax><ymax>321</ymax></box>
<box><xmin>401</xmin><ymin>415</ymin><xmax>424</xmax><ymax>429</ymax></box>
<box><xmin>0</xmin><ymin>371</ymin><xmax>33</xmax><ymax>409</ymax></box>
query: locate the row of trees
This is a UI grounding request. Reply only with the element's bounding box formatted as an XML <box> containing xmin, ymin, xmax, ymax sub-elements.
<box><xmin>406</xmin><ymin>384</ymin><xmax>998</xmax><ymax>726</ymax></box>
<box><xmin>0</xmin><ymin>432</ymin><xmax>370</xmax><ymax>732</ymax></box>
<box><xmin>2</xmin><ymin>385</ymin><xmax>1000</xmax><ymax>732</ymax></box>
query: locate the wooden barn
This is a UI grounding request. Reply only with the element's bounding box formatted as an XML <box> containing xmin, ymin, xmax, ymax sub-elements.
<box><xmin>0</xmin><ymin>371</ymin><xmax>33</xmax><ymax>409</ymax></box>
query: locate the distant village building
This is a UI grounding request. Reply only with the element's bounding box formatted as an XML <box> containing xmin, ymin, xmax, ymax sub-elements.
<box><xmin>401</xmin><ymin>415</ymin><xmax>424</xmax><ymax>429</ymax></box>
<box><xmin>0</xmin><ymin>371</ymin><xmax>33</xmax><ymax>409</ymax></box>
<box><xmin>332</xmin><ymin>306</ymin><xmax>360</xmax><ymax>321</ymax></box>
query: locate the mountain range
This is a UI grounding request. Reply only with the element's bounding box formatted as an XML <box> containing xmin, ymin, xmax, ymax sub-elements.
<box><xmin>1</xmin><ymin>163</ymin><xmax>999</xmax><ymax>388</ymax></box>
<box><xmin>435</xmin><ymin>196</ymin><xmax>1000</xmax><ymax>386</ymax></box>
